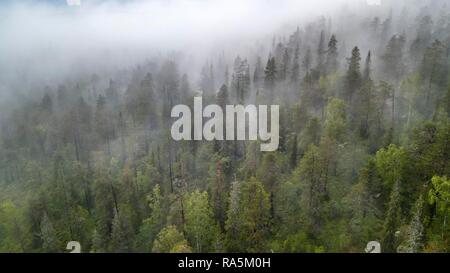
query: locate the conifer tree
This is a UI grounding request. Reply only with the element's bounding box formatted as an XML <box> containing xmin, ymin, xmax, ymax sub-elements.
<box><xmin>399</xmin><ymin>195</ymin><xmax>424</xmax><ymax>253</ymax></box>
<box><xmin>345</xmin><ymin>46</ymin><xmax>362</xmax><ymax>102</ymax></box>
<box><xmin>264</xmin><ymin>57</ymin><xmax>277</xmax><ymax>100</ymax></box>
<box><xmin>421</xmin><ymin>40</ymin><xmax>449</xmax><ymax>109</ymax></box>
<box><xmin>302</xmin><ymin>47</ymin><xmax>312</xmax><ymax>73</ymax></box>
<box><xmin>316</xmin><ymin>30</ymin><xmax>326</xmax><ymax>74</ymax></box>
<box><xmin>325</xmin><ymin>35</ymin><xmax>338</xmax><ymax>74</ymax></box>
<box><xmin>253</xmin><ymin>56</ymin><xmax>264</xmax><ymax>89</ymax></box>
<box><xmin>382</xmin><ymin>35</ymin><xmax>405</xmax><ymax>82</ymax></box>
<box><xmin>290</xmin><ymin>44</ymin><xmax>301</xmax><ymax>87</ymax></box>
<box><xmin>40</xmin><ymin>213</ymin><xmax>59</xmax><ymax>253</ymax></box>
<box><xmin>382</xmin><ymin>181</ymin><xmax>402</xmax><ymax>253</ymax></box>
<box><xmin>110</xmin><ymin>208</ymin><xmax>134</xmax><ymax>253</ymax></box>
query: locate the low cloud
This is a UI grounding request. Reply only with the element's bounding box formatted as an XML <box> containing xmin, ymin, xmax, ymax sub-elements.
<box><xmin>0</xmin><ymin>0</ymin><xmax>366</xmax><ymax>92</ymax></box>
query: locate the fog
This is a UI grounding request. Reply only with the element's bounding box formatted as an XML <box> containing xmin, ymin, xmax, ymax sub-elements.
<box><xmin>0</xmin><ymin>0</ymin><xmax>443</xmax><ymax>106</ymax></box>
<box><xmin>0</xmin><ymin>0</ymin><xmax>366</xmax><ymax>88</ymax></box>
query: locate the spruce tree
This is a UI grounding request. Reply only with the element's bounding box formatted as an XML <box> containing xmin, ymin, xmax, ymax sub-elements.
<box><xmin>325</xmin><ymin>35</ymin><xmax>338</xmax><ymax>74</ymax></box>
<box><xmin>345</xmin><ymin>46</ymin><xmax>362</xmax><ymax>101</ymax></box>
<box><xmin>264</xmin><ymin>57</ymin><xmax>277</xmax><ymax>100</ymax></box>
<box><xmin>382</xmin><ymin>35</ymin><xmax>405</xmax><ymax>82</ymax></box>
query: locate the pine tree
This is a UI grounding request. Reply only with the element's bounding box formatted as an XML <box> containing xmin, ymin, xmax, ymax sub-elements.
<box><xmin>348</xmin><ymin>162</ymin><xmax>381</xmax><ymax>247</ymax></box>
<box><xmin>211</xmin><ymin>160</ymin><xmax>228</xmax><ymax>227</ymax></box>
<box><xmin>40</xmin><ymin>213</ymin><xmax>59</xmax><ymax>253</ymax></box>
<box><xmin>105</xmin><ymin>79</ymin><xmax>119</xmax><ymax>107</ymax></box>
<box><xmin>428</xmin><ymin>176</ymin><xmax>450</xmax><ymax>248</ymax></box>
<box><xmin>91</xmin><ymin>229</ymin><xmax>104</xmax><ymax>253</ymax></box>
<box><xmin>253</xmin><ymin>56</ymin><xmax>264</xmax><ymax>89</ymax></box>
<box><xmin>325</xmin><ymin>35</ymin><xmax>338</xmax><ymax>74</ymax></box>
<box><xmin>216</xmin><ymin>84</ymin><xmax>229</xmax><ymax>109</ymax></box>
<box><xmin>224</xmin><ymin>65</ymin><xmax>229</xmax><ymax>87</ymax></box>
<box><xmin>210</xmin><ymin>63</ymin><xmax>215</xmax><ymax>94</ymax></box>
<box><xmin>297</xmin><ymin>145</ymin><xmax>326</xmax><ymax>234</ymax></box>
<box><xmin>41</xmin><ymin>93</ymin><xmax>53</xmax><ymax>114</ymax></box>
<box><xmin>382</xmin><ymin>35</ymin><xmax>405</xmax><ymax>82</ymax></box>
<box><xmin>421</xmin><ymin>40</ymin><xmax>449</xmax><ymax>110</ymax></box>
<box><xmin>410</xmin><ymin>15</ymin><xmax>433</xmax><ymax>67</ymax></box>
<box><xmin>264</xmin><ymin>57</ymin><xmax>277</xmax><ymax>100</ymax></box>
<box><xmin>399</xmin><ymin>195</ymin><xmax>424</xmax><ymax>253</ymax></box>
<box><xmin>345</xmin><ymin>46</ymin><xmax>362</xmax><ymax>101</ymax></box>
<box><xmin>363</xmin><ymin>51</ymin><xmax>372</xmax><ymax>83</ymax></box>
<box><xmin>290</xmin><ymin>44</ymin><xmax>301</xmax><ymax>87</ymax></box>
<box><xmin>280</xmin><ymin>48</ymin><xmax>290</xmax><ymax>81</ymax></box>
<box><xmin>302</xmin><ymin>47</ymin><xmax>312</xmax><ymax>73</ymax></box>
<box><xmin>382</xmin><ymin>181</ymin><xmax>402</xmax><ymax>253</ymax></box>
<box><xmin>358</xmin><ymin>51</ymin><xmax>374</xmax><ymax>139</ymax></box>
<box><xmin>125</xmin><ymin>73</ymin><xmax>156</xmax><ymax>127</ymax></box>
<box><xmin>231</xmin><ymin>57</ymin><xmax>251</xmax><ymax>103</ymax></box>
<box><xmin>316</xmin><ymin>30</ymin><xmax>326</xmax><ymax>74</ymax></box>
<box><xmin>110</xmin><ymin>208</ymin><xmax>134</xmax><ymax>252</ymax></box>
<box><xmin>135</xmin><ymin>184</ymin><xmax>166</xmax><ymax>252</ymax></box>
<box><xmin>257</xmin><ymin>153</ymin><xmax>280</xmax><ymax>218</ymax></box>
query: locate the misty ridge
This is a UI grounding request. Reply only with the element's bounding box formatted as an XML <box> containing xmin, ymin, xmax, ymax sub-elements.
<box><xmin>0</xmin><ymin>0</ymin><xmax>449</xmax><ymax>254</ymax></box>
<box><xmin>0</xmin><ymin>1</ymin><xmax>423</xmax><ymax>99</ymax></box>
<box><xmin>0</xmin><ymin>0</ymin><xmax>446</xmax><ymax>100</ymax></box>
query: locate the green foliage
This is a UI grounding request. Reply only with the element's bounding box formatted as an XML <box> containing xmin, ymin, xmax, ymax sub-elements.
<box><xmin>184</xmin><ymin>190</ymin><xmax>220</xmax><ymax>252</ymax></box>
<box><xmin>110</xmin><ymin>206</ymin><xmax>134</xmax><ymax>252</ymax></box>
<box><xmin>152</xmin><ymin>225</ymin><xmax>191</xmax><ymax>253</ymax></box>
<box><xmin>0</xmin><ymin>5</ymin><xmax>449</xmax><ymax>253</ymax></box>
<box><xmin>0</xmin><ymin>202</ymin><xmax>29</xmax><ymax>252</ymax></box>
<box><xmin>382</xmin><ymin>181</ymin><xmax>402</xmax><ymax>253</ymax></box>
<box><xmin>40</xmin><ymin>213</ymin><xmax>60</xmax><ymax>253</ymax></box>
<box><xmin>135</xmin><ymin>184</ymin><xmax>166</xmax><ymax>252</ymax></box>
<box><xmin>375</xmin><ymin>144</ymin><xmax>407</xmax><ymax>188</ymax></box>
<box><xmin>225</xmin><ymin>178</ymin><xmax>271</xmax><ymax>252</ymax></box>
<box><xmin>345</xmin><ymin>161</ymin><xmax>382</xmax><ymax>249</ymax></box>
<box><xmin>398</xmin><ymin>195</ymin><xmax>424</xmax><ymax>253</ymax></box>
<box><xmin>323</xmin><ymin>97</ymin><xmax>347</xmax><ymax>143</ymax></box>
<box><xmin>427</xmin><ymin>176</ymin><xmax>450</xmax><ymax>252</ymax></box>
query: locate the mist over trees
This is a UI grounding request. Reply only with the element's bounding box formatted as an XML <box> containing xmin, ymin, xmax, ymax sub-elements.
<box><xmin>0</xmin><ymin>0</ymin><xmax>450</xmax><ymax>253</ymax></box>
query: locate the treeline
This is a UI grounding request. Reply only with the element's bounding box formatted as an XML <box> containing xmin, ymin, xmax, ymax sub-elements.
<box><xmin>0</xmin><ymin>3</ymin><xmax>449</xmax><ymax>253</ymax></box>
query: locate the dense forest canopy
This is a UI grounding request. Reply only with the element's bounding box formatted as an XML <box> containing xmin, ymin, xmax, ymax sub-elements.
<box><xmin>0</xmin><ymin>0</ymin><xmax>449</xmax><ymax>253</ymax></box>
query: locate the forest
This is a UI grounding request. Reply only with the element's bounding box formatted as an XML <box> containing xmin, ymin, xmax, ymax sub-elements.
<box><xmin>0</xmin><ymin>0</ymin><xmax>449</xmax><ymax>253</ymax></box>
